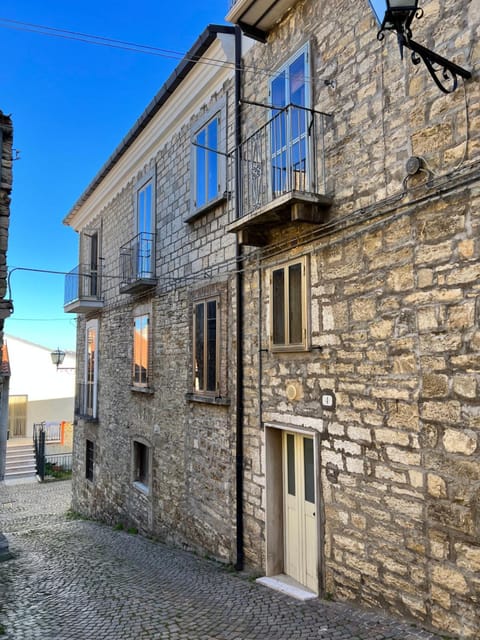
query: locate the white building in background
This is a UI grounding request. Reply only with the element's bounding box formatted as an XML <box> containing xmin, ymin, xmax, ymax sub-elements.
<box><xmin>5</xmin><ymin>335</ymin><xmax>75</xmax><ymax>440</ymax></box>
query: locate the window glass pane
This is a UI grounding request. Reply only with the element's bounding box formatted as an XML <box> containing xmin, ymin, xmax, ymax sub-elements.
<box><xmin>86</xmin><ymin>326</ymin><xmax>96</xmax><ymax>414</ymax></box>
<box><xmin>137</xmin><ymin>189</ymin><xmax>145</xmax><ymax>233</ymax></box>
<box><xmin>144</xmin><ymin>183</ymin><xmax>152</xmax><ymax>233</ymax></box>
<box><xmin>271</xmin><ymin>70</ymin><xmax>286</xmax><ymax>109</ymax></box>
<box><xmin>287</xmin><ymin>434</ymin><xmax>295</xmax><ymax>496</ymax></box>
<box><xmin>196</xmin><ymin>129</ymin><xmax>206</xmax><ymax>207</ymax></box>
<box><xmin>303</xmin><ymin>437</ymin><xmax>315</xmax><ymax>504</ymax></box>
<box><xmin>134</xmin><ymin>315</ymin><xmax>148</xmax><ymax>385</ymax></box>
<box><xmin>194</xmin><ymin>303</ymin><xmax>205</xmax><ymax>391</ymax></box>
<box><xmin>289</xmin><ymin>53</ymin><xmax>306</xmax><ymax>106</ymax></box>
<box><xmin>86</xmin><ymin>440</ymin><xmax>94</xmax><ymax>481</ymax></box>
<box><xmin>272</xmin><ymin>268</ymin><xmax>285</xmax><ymax>345</ymax></box>
<box><xmin>291</xmin><ymin>137</ymin><xmax>307</xmax><ymax>190</ymax></box>
<box><xmin>134</xmin><ymin>442</ymin><xmax>149</xmax><ymax>485</ymax></box>
<box><xmin>206</xmin><ymin>300</ymin><xmax>217</xmax><ymax>391</ymax></box>
<box><xmin>207</xmin><ymin>118</ymin><xmax>218</xmax><ymax>201</ymax></box>
<box><xmin>90</xmin><ymin>233</ymin><xmax>98</xmax><ymax>296</ymax></box>
<box><xmin>288</xmin><ymin>263</ymin><xmax>303</xmax><ymax>344</ymax></box>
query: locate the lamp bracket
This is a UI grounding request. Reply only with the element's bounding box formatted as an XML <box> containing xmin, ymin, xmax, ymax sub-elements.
<box><xmin>377</xmin><ymin>7</ymin><xmax>471</xmax><ymax>94</ymax></box>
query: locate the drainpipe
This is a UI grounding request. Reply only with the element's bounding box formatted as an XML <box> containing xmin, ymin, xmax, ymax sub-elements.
<box><xmin>234</xmin><ymin>25</ymin><xmax>244</xmax><ymax>572</ymax></box>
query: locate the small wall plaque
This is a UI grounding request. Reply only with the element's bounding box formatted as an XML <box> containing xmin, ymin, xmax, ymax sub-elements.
<box><xmin>321</xmin><ymin>389</ymin><xmax>336</xmax><ymax>411</ymax></box>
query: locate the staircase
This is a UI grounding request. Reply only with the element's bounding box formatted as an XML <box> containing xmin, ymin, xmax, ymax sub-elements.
<box><xmin>5</xmin><ymin>440</ymin><xmax>37</xmax><ymax>482</ymax></box>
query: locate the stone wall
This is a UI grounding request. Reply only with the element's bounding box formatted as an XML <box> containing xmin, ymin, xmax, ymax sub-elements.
<box><xmin>71</xmin><ymin>61</ymin><xmax>239</xmax><ymax>563</ymax></box>
<box><xmin>238</xmin><ymin>0</ymin><xmax>480</xmax><ymax>637</ymax></box>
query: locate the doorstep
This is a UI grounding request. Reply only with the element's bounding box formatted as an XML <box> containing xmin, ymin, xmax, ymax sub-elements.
<box><xmin>256</xmin><ymin>574</ymin><xmax>317</xmax><ymax>601</ymax></box>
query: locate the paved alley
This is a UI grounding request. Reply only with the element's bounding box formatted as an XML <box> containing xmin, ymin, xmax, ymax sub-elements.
<box><xmin>0</xmin><ymin>480</ymin><xmax>444</xmax><ymax>640</ymax></box>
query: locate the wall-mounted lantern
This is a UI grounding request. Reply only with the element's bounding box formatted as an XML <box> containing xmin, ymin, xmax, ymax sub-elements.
<box><xmin>50</xmin><ymin>348</ymin><xmax>75</xmax><ymax>372</ymax></box>
<box><xmin>377</xmin><ymin>0</ymin><xmax>471</xmax><ymax>94</ymax></box>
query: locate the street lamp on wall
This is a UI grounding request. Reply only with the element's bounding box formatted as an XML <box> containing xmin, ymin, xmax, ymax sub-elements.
<box><xmin>377</xmin><ymin>0</ymin><xmax>471</xmax><ymax>94</ymax></box>
<box><xmin>50</xmin><ymin>348</ymin><xmax>75</xmax><ymax>372</ymax></box>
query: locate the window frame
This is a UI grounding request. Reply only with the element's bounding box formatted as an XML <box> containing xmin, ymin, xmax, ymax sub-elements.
<box><xmin>192</xmin><ymin>296</ymin><xmax>220</xmax><ymax>396</ymax></box>
<box><xmin>84</xmin><ymin>319</ymin><xmax>99</xmax><ymax>418</ymax></box>
<box><xmin>189</xmin><ymin>99</ymin><xmax>227</xmax><ymax>219</ymax></box>
<box><xmin>269</xmin><ymin>44</ymin><xmax>311</xmax><ymax>197</ymax></box>
<box><xmin>85</xmin><ymin>439</ymin><xmax>94</xmax><ymax>482</ymax></box>
<box><xmin>133</xmin><ymin>169</ymin><xmax>156</xmax><ymax>281</ymax></box>
<box><xmin>132</xmin><ymin>439</ymin><xmax>151</xmax><ymax>494</ymax></box>
<box><xmin>132</xmin><ymin>311</ymin><xmax>150</xmax><ymax>389</ymax></box>
<box><xmin>269</xmin><ymin>256</ymin><xmax>309</xmax><ymax>352</ymax></box>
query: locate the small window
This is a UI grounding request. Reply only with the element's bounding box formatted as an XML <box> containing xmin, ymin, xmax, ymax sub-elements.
<box><xmin>86</xmin><ymin>440</ymin><xmax>94</xmax><ymax>481</ymax></box>
<box><xmin>133</xmin><ymin>441</ymin><xmax>150</xmax><ymax>489</ymax></box>
<box><xmin>190</xmin><ymin>101</ymin><xmax>226</xmax><ymax>216</ymax></box>
<box><xmin>270</xmin><ymin>257</ymin><xmax>308</xmax><ymax>351</ymax></box>
<box><xmin>193</xmin><ymin>298</ymin><xmax>219</xmax><ymax>393</ymax></box>
<box><xmin>133</xmin><ymin>314</ymin><xmax>149</xmax><ymax>387</ymax></box>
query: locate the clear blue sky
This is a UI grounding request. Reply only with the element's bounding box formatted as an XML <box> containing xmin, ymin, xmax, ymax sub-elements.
<box><xmin>1</xmin><ymin>0</ymin><xmax>383</xmax><ymax>352</ymax></box>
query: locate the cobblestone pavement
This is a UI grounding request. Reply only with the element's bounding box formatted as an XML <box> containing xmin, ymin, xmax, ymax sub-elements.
<box><xmin>0</xmin><ymin>481</ymin><xmax>443</xmax><ymax>640</ymax></box>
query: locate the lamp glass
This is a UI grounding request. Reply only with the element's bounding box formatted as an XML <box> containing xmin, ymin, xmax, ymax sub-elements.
<box><xmin>387</xmin><ymin>0</ymin><xmax>418</xmax><ymax>9</ymax></box>
<box><xmin>51</xmin><ymin>349</ymin><xmax>66</xmax><ymax>366</ymax></box>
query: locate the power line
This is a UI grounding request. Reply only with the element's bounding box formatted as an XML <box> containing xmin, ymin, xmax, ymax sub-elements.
<box><xmin>0</xmin><ymin>16</ymin><xmax>330</xmax><ymax>84</ymax></box>
<box><xmin>8</xmin><ymin>317</ymin><xmax>73</xmax><ymax>322</ymax></box>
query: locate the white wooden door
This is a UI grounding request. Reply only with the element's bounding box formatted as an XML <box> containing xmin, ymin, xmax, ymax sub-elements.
<box><xmin>283</xmin><ymin>431</ymin><xmax>317</xmax><ymax>592</ymax></box>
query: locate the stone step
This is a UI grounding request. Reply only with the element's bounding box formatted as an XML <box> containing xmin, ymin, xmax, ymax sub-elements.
<box><xmin>5</xmin><ymin>460</ymin><xmax>36</xmax><ymax>472</ymax></box>
<box><xmin>5</xmin><ymin>444</ymin><xmax>37</xmax><ymax>479</ymax></box>
<box><xmin>4</xmin><ymin>469</ymin><xmax>37</xmax><ymax>480</ymax></box>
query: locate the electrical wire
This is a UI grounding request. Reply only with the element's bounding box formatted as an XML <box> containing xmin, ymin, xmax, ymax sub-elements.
<box><xmin>0</xmin><ymin>16</ymin><xmax>332</xmax><ymax>85</ymax></box>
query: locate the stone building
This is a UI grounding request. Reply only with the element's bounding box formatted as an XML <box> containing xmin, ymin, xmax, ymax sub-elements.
<box><xmin>225</xmin><ymin>0</ymin><xmax>480</xmax><ymax>637</ymax></box>
<box><xmin>65</xmin><ymin>25</ymin><xmax>245</xmax><ymax>560</ymax></box>
<box><xmin>65</xmin><ymin>2</ymin><xmax>480</xmax><ymax>638</ymax></box>
<box><xmin>0</xmin><ymin>112</ymin><xmax>13</xmax><ymax>486</ymax></box>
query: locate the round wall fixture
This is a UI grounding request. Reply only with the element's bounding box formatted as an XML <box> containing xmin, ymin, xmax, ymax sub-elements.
<box><xmin>286</xmin><ymin>383</ymin><xmax>298</xmax><ymax>401</ymax></box>
<box><xmin>406</xmin><ymin>156</ymin><xmax>423</xmax><ymax>176</ymax></box>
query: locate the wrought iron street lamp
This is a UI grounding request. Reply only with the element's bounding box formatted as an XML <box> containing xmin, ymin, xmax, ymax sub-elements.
<box><xmin>377</xmin><ymin>0</ymin><xmax>471</xmax><ymax>94</ymax></box>
<box><xmin>50</xmin><ymin>348</ymin><xmax>75</xmax><ymax>372</ymax></box>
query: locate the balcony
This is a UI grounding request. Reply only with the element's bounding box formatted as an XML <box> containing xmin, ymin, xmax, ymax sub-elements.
<box><xmin>227</xmin><ymin>104</ymin><xmax>332</xmax><ymax>246</ymax></box>
<box><xmin>64</xmin><ymin>264</ymin><xmax>104</xmax><ymax>314</ymax></box>
<box><xmin>226</xmin><ymin>0</ymin><xmax>296</xmax><ymax>39</ymax></box>
<box><xmin>119</xmin><ymin>232</ymin><xmax>157</xmax><ymax>294</ymax></box>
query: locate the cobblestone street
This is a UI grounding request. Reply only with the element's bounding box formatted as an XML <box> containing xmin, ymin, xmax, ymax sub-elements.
<box><xmin>0</xmin><ymin>480</ymin><xmax>444</xmax><ymax>640</ymax></box>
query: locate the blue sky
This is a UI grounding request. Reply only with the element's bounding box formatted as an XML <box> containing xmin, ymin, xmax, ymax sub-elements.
<box><xmin>1</xmin><ymin>0</ymin><xmax>383</xmax><ymax>352</ymax></box>
<box><xmin>0</xmin><ymin>0</ymin><xmax>229</xmax><ymax>351</ymax></box>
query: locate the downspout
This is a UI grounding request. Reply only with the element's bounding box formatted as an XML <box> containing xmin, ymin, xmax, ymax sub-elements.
<box><xmin>234</xmin><ymin>25</ymin><xmax>244</xmax><ymax>572</ymax></box>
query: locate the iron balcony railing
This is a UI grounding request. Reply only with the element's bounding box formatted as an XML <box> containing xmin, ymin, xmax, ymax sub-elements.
<box><xmin>231</xmin><ymin>104</ymin><xmax>330</xmax><ymax>219</ymax></box>
<box><xmin>119</xmin><ymin>232</ymin><xmax>156</xmax><ymax>288</ymax></box>
<box><xmin>64</xmin><ymin>263</ymin><xmax>102</xmax><ymax>306</ymax></box>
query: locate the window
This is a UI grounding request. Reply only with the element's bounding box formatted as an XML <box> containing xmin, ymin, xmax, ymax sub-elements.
<box><xmin>84</xmin><ymin>319</ymin><xmax>98</xmax><ymax>418</ymax></box>
<box><xmin>270</xmin><ymin>257</ymin><xmax>308</xmax><ymax>351</ymax></box>
<box><xmin>85</xmin><ymin>440</ymin><xmax>94</xmax><ymax>481</ymax></box>
<box><xmin>270</xmin><ymin>45</ymin><xmax>310</xmax><ymax>195</ymax></box>
<box><xmin>132</xmin><ymin>440</ymin><xmax>150</xmax><ymax>490</ymax></box>
<box><xmin>8</xmin><ymin>395</ymin><xmax>27</xmax><ymax>437</ymax></box>
<box><xmin>133</xmin><ymin>314</ymin><xmax>149</xmax><ymax>387</ymax></box>
<box><xmin>89</xmin><ymin>232</ymin><xmax>99</xmax><ymax>296</ymax></box>
<box><xmin>193</xmin><ymin>298</ymin><xmax>219</xmax><ymax>393</ymax></box>
<box><xmin>191</xmin><ymin>100</ymin><xmax>226</xmax><ymax>215</ymax></box>
<box><xmin>135</xmin><ymin>171</ymin><xmax>155</xmax><ymax>279</ymax></box>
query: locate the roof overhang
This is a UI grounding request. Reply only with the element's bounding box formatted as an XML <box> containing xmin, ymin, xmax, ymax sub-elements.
<box><xmin>226</xmin><ymin>0</ymin><xmax>295</xmax><ymax>39</ymax></box>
